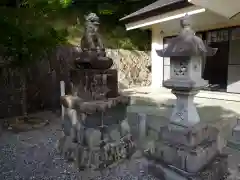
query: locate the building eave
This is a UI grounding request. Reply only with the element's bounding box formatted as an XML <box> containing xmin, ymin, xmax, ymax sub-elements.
<box><xmin>120</xmin><ymin>0</ymin><xmax>192</xmax><ymax>24</ymax></box>
<box><xmin>189</xmin><ymin>0</ymin><xmax>240</xmax><ymax>19</ymax></box>
<box><xmin>125</xmin><ymin>6</ymin><xmax>206</xmax><ymax>31</ymax></box>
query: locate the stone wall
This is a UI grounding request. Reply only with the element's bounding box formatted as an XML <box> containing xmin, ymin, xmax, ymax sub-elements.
<box><xmin>106</xmin><ymin>49</ymin><xmax>151</xmax><ymax>89</ymax></box>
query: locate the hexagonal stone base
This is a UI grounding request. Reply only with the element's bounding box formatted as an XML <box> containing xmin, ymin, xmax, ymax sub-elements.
<box><xmin>147</xmin><ymin>154</ymin><xmax>228</xmax><ymax>180</ymax></box>
<box><xmin>145</xmin><ymin>140</ymin><xmax>218</xmax><ymax>173</ymax></box>
<box><xmin>232</xmin><ymin>124</ymin><xmax>240</xmax><ymax>141</ymax></box>
<box><xmin>227</xmin><ymin>138</ymin><xmax>240</xmax><ymax>151</ymax></box>
<box><xmin>160</xmin><ymin>122</ymin><xmax>219</xmax><ymax>147</ymax></box>
<box><xmin>227</xmin><ymin>122</ymin><xmax>240</xmax><ymax>151</ymax></box>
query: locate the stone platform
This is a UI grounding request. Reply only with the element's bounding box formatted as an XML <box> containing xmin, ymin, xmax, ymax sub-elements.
<box><xmin>147</xmin><ymin>154</ymin><xmax>228</xmax><ymax>180</ymax></box>
<box><xmin>141</xmin><ymin>120</ymin><xmax>225</xmax><ymax>174</ymax></box>
<box><xmin>150</xmin><ymin>140</ymin><xmax>218</xmax><ymax>173</ymax></box>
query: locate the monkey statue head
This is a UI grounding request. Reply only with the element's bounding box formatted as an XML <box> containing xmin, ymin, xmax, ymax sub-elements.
<box><xmin>84</xmin><ymin>13</ymin><xmax>100</xmax><ymax>33</ymax></box>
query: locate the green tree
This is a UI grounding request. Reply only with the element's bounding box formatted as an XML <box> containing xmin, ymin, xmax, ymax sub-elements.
<box><xmin>0</xmin><ymin>1</ymin><xmax>70</xmax><ymax>120</ymax></box>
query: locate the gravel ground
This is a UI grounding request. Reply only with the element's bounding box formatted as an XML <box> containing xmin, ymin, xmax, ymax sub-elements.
<box><xmin>0</xmin><ymin>112</ymin><xmax>158</xmax><ymax>180</ymax></box>
<box><xmin>1</xmin><ymin>111</ymin><xmax>240</xmax><ymax>180</ymax></box>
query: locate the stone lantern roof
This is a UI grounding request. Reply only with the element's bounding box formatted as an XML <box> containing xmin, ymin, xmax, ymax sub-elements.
<box><xmin>156</xmin><ymin>15</ymin><xmax>218</xmax><ymax>57</ymax></box>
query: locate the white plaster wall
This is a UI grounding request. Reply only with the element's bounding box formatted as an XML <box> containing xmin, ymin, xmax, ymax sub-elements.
<box><xmin>227</xmin><ymin>65</ymin><xmax>240</xmax><ymax>93</ymax></box>
<box><xmin>227</xmin><ymin>38</ymin><xmax>240</xmax><ymax>93</ymax></box>
<box><xmin>163</xmin><ymin>37</ymin><xmax>174</xmax><ymax>81</ymax></box>
<box><xmin>151</xmin><ymin>25</ymin><xmax>164</xmax><ymax>88</ymax></box>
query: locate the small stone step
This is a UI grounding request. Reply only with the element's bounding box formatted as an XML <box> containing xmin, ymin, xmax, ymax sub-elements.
<box><xmin>146</xmin><ymin>140</ymin><xmax>218</xmax><ymax>173</ymax></box>
<box><xmin>233</xmin><ymin>125</ymin><xmax>240</xmax><ymax>142</ymax></box>
<box><xmin>227</xmin><ymin>118</ymin><xmax>240</xmax><ymax>151</ymax></box>
<box><xmin>147</xmin><ymin>154</ymin><xmax>228</xmax><ymax>180</ymax></box>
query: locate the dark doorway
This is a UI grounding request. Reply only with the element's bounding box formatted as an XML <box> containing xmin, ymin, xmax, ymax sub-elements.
<box><xmin>203</xmin><ymin>30</ymin><xmax>229</xmax><ymax>92</ymax></box>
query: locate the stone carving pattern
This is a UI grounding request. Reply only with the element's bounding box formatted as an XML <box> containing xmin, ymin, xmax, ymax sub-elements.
<box><xmin>90</xmin><ymin>74</ymin><xmax>110</xmax><ymax>100</ymax></box>
<box><xmin>174</xmin><ymin>61</ymin><xmax>188</xmax><ymax>76</ymax></box>
<box><xmin>175</xmin><ymin>103</ymin><xmax>187</xmax><ymax>121</ymax></box>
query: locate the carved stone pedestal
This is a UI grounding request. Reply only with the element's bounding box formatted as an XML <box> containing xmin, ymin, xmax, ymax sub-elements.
<box><xmin>143</xmin><ymin>122</ymin><xmax>229</xmax><ymax>180</ymax></box>
<box><xmin>227</xmin><ymin>119</ymin><xmax>240</xmax><ymax>151</ymax></box>
<box><xmin>70</xmin><ymin>69</ymin><xmax>118</xmax><ymax>99</ymax></box>
<box><xmin>57</xmin><ymin>95</ymin><xmax>136</xmax><ymax>171</ymax></box>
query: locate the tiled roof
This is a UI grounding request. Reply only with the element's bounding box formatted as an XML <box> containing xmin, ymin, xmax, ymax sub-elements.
<box><xmin>120</xmin><ymin>0</ymin><xmax>190</xmax><ymax>22</ymax></box>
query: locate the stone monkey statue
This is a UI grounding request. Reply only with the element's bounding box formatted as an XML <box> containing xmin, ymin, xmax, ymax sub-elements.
<box><xmin>81</xmin><ymin>13</ymin><xmax>104</xmax><ymax>52</ymax></box>
<box><xmin>75</xmin><ymin>12</ymin><xmax>113</xmax><ymax>69</ymax></box>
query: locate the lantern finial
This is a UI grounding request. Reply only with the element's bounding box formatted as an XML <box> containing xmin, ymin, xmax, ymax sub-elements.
<box><xmin>180</xmin><ymin>14</ymin><xmax>191</xmax><ymax>29</ymax></box>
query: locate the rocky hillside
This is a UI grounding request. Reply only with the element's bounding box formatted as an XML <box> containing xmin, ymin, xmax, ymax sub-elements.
<box><xmin>107</xmin><ymin>49</ymin><xmax>151</xmax><ymax>89</ymax></box>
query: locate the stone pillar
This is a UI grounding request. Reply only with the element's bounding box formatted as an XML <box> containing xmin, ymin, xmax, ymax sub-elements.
<box><xmin>170</xmin><ymin>90</ymin><xmax>200</xmax><ymax>127</ymax></box>
<box><xmin>151</xmin><ymin>25</ymin><xmax>164</xmax><ymax>88</ymax></box>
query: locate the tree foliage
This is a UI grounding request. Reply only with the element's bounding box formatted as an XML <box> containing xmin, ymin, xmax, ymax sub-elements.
<box><xmin>0</xmin><ymin>0</ymin><xmax>153</xmax><ymax>65</ymax></box>
<box><xmin>0</xmin><ymin>1</ymin><xmax>70</xmax><ymax>68</ymax></box>
<box><xmin>0</xmin><ymin>0</ymin><xmax>71</xmax><ymax>117</ymax></box>
<box><xmin>73</xmin><ymin>0</ymin><xmax>156</xmax><ymax>22</ymax></box>
<box><xmin>70</xmin><ymin>0</ymin><xmax>154</xmax><ymax>50</ymax></box>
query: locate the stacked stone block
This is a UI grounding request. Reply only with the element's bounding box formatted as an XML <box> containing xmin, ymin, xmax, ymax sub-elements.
<box><xmin>57</xmin><ymin>94</ymin><xmax>135</xmax><ymax>171</ymax></box>
<box><xmin>144</xmin><ymin>122</ymin><xmax>229</xmax><ymax>179</ymax></box>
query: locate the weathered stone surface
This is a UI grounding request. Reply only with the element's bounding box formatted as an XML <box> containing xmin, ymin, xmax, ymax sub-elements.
<box><xmin>70</xmin><ymin>69</ymin><xmax>118</xmax><ymax>99</ymax></box>
<box><xmin>198</xmin><ymin>154</ymin><xmax>228</xmax><ymax>180</ymax></box>
<box><xmin>147</xmin><ymin>140</ymin><xmax>218</xmax><ymax>173</ymax></box>
<box><xmin>147</xmin><ymin>154</ymin><xmax>228</xmax><ymax>180</ymax></box>
<box><xmin>61</xmin><ymin>95</ymin><xmax>129</xmax><ymax>113</ymax></box>
<box><xmin>58</xmin><ymin>93</ymin><xmax>134</xmax><ymax>170</ymax></box>
<box><xmin>232</xmin><ymin>124</ymin><xmax>240</xmax><ymax>142</ymax></box>
<box><xmin>227</xmin><ymin>119</ymin><xmax>240</xmax><ymax>150</ymax></box>
<box><xmin>120</xmin><ymin>118</ymin><xmax>131</xmax><ymax>136</ymax></box>
<box><xmin>84</xmin><ymin>128</ymin><xmax>102</xmax><ymax>148</ymax></box>
<box><xmin>160</xmin><ymin>122</ymin><xmax>219</xmax><ymax>147</ymax></box>
<box><xmin>59</xmin><ymin>116</ymin><xmax>135</xmax><ymax>170</ymax></box>
<box><xmin>60</xmin><ymin>96</ymin><xmax>83</xmax><ymax>110</ymax></box>
<box><xmin>170</xmin><ymin>90</ymin><xmax>201</xmax><ymax>126</ymax></box>
<box><xmin>75</xmin><ymin>13</ymin><xmax>114</xmax><ymax>70</ymax></box>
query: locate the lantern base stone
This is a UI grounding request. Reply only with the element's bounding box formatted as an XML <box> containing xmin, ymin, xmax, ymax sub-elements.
<box><xmin>160</xmin><ymin>122</ymin><xmax>218</xmax><ymax>147</ymax></box>
<box><xmin>147</xmin><ymin>154</ymin><xmax>228</xmax><ymax>180</ymax></box>
<box><xmin>169</xmin><ymin>89</ymin><xmax>201</xmax><ymax>127</ymax></box>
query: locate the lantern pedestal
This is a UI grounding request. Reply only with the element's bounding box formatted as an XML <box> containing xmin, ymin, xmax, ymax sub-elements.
<box><xmin>144</xmin><ymin>120</ymin><xmax>228</xmax><ymax>179</ymax></box>
<box><xmin>170</xmin><ymin>90</ymin><xmax>200</xmax><ymax>127</ymax></box>
<box><xmin>147</xmin><ymin>154</ymin><xmax>228</xmax><ymax>180</ymax></box>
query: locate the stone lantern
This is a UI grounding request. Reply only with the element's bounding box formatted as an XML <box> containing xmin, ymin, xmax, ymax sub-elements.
<box><xmin>156</xmin><ymin>16</ymin><xmax>217</xmax><ymax>127</ymax></box>
<box><xmin>143</xmin><ymin>16</ymin><xmax>229</xmax><ymax>180</ymax></box>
